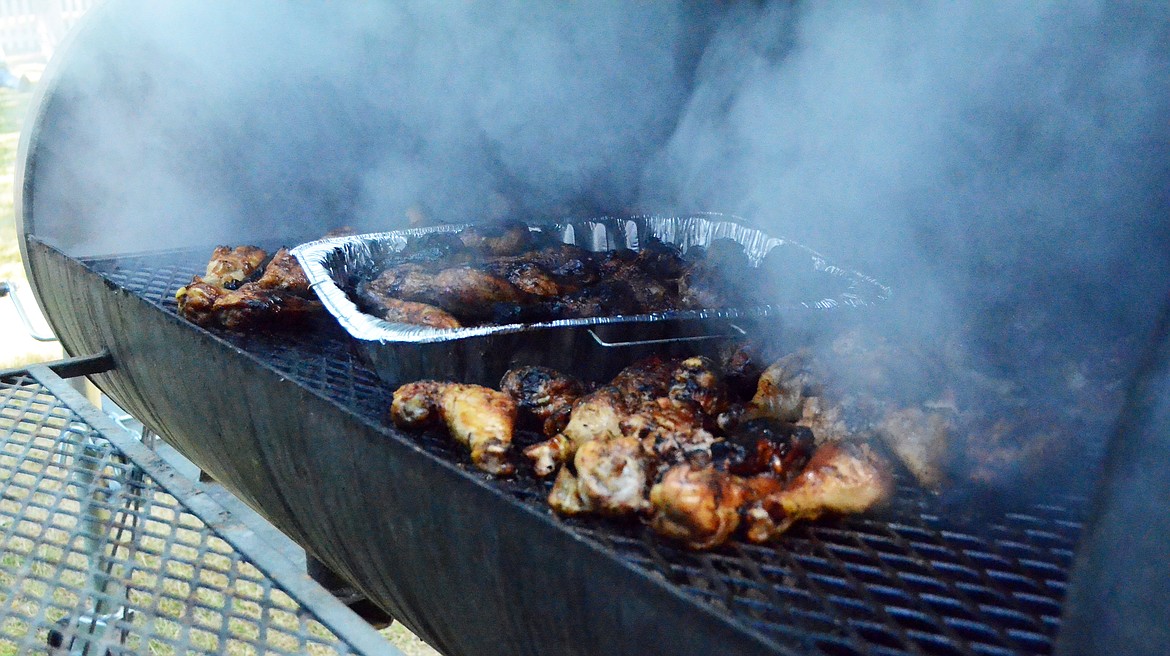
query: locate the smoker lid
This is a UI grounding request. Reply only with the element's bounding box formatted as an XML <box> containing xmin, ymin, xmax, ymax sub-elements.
<box><xmin>17</xmin><ymin>1</ymin><xmax>715</xmax><ymax>264</ymax></box>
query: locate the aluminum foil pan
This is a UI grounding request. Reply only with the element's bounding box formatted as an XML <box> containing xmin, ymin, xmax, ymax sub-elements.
<box><xmin>292</xmin><ymin>213</ymin><xmax>890</xmax><ymax>386</ymax></box>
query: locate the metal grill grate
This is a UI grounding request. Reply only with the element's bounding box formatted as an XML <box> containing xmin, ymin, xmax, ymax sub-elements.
<box><xmin>0</xmin><ymin>368</ymin><xmax>392</xmax><ymax>656</ymax></box>
<box><xmin>91</xmin><ymin>251</ymin><xmax>1086</xmax><ymax>656</ymax></box>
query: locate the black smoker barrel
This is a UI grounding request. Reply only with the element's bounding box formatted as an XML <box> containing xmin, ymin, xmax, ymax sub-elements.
<box><xmin>14</xmin><ymin>3</ymin><xmax>1170</xmax><ymax>656</ymax></box>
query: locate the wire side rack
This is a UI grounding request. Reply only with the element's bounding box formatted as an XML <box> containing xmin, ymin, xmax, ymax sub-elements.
<box><xmin>0</xmin><ymin>364</ymin><xmax>396</xmax><ymax>656</ymax></box>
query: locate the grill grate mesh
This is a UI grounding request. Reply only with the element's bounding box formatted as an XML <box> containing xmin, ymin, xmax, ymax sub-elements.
<box><xmin>91</xmin><ymin>251</ymin><xmax>1085</xmax><ymax>656</ymax></box>
<box><xmin>0</xmin><ymin>370</ymin><xmax>373</xmax><ymax>655</ymax></box>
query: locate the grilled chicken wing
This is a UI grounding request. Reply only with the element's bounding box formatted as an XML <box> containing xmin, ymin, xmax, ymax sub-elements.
<box><xmin>211</xmin><ymin>287</ymin><xmax>322</xmax><ymax>330</ymax></box>
<box><xmin>524</xmin><ymin>385</ymin><xmax>625</xmax><ymax>476</ymax></box>
<box><xmin>177</xmin><ymin>245</ymin><xmax>321</xmax><ymax>329</ymax></box>
<box><xmin>620</xmin><ymin>397</ymin><xmax>717</xmax><ymax>466</ymax></box>
<box><xmin>378</xmin><ymin>298</ymin><xmax>462</xmax><ymax>328</ymax></box>
<box><xmin>524</xmin><ymin>358</ymin><xmax>679</xmax><ymax>476</ymax></box>
<box><xmin>649</xmin><ymin>464</ymin><xmax>748</xmax><ymax>550</ymax></box>
<box><xmin>744</xmin><ymin>351</ymin><xmax>817</xmax><ymax>423</ymax></box>
<box><xmin>743</xmin><ymin>443</ymin><xmax>892</xmax><ymax>543</ymax></box>
<box><xmin>201</xmin><ymin>245</ymin><xmax>267</xmax><ymax>287</ymax></box>
<box><xmin>499</xmin><ymin>366</ymin><xmax>585</xmax><ymax>436</ymax></box>
<box><xmin>391</xmin><ymin>381</ymin><xmax>517</xmax><ymax>475</ymax></box>
<box><xmin>548</xmin><ymin>437</ymin><xmax>653</xmax><ymax>516</ymax></box>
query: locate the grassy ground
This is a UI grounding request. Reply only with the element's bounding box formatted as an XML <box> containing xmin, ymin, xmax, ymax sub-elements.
<box><xmin>1</xmin><ymin>86</ymin><xmax>64</xmax><ymax>368</ymax></box>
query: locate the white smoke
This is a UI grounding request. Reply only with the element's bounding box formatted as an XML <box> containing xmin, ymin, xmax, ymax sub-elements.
<box><xmin>26</xmin><ymin>1</ymin><xmax>1170</xmax><ymax>446</ymax></box>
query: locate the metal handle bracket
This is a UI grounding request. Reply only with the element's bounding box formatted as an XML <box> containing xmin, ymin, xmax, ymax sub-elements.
<box><xmin>587</xmin><ymin>323</ymin><xmax>746</xmax><ymax>348</ymax></box>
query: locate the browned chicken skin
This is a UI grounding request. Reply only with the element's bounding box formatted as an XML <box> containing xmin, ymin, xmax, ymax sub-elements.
<box><xmin>570</xmin><ymin>437</ymin><xmax>653</xmax><ymax>516</ymax></box>
<box><xmin>620</xmin><ymin>397</ymin><xmax>717</xmax><ymax>466</ymax></box>
<box><xmin>254</xmin><ymin>248</ymin><xmax>311</xmax><ymax>292</ymax></box>
<box><xmin>499</xmin><ymin>366</ymin><xmax>585</xmax><ymax>437</ymax></box>
<box><xmin>362</xmin><ymin>264</ymin><xmax>526</xmax><ymax>321</ymax></box>
<box><xmin>202</xmin><ymin>245</ymin><xmax>267</xmax><ymax>287</ymax></box>
<box><xmin>391</xmin><ymin>381</ymin><xmax>517</xmax><ymax>475</ymax></box>
<box><xmin>524</xmin><ymin>357</ymin><xmax>680</xmax><ymax>476</ymax></box>
<box><xmin>743</xmin><ymin>443</ymin><xmax>892</xmax><ymax>543</ymax></box>
<box><xmin>649</xmin><ymin>464</ymin><xmax>748</xmax><ymax>550</ymax></box>
<box><xmin>175</xmin><ymin>245</ymin><xmax>268</xmax><ymax>323</ymax></box>
<box><xmin>392</xmin><ymin>350</ymin><xmax>895</xmax><ymax>551</ymax></box>
<box><xmin>177</xmin><ymin>246</ymin><xmax>322</xmax><ymax>329</ymax></box>
<box><xmin>355</xmin><ymin>222</ymin><xmax>787</xmax><ymax>328</ymax></box>
<box><xmin>212</xmin><ymin>288</ymin><xmax>322</xmax><ymax>330</ymax></box>
<box><xmin>371</xmin><ymin>298</ymin><xmax>462</xmax><ymax>329</ymax></box>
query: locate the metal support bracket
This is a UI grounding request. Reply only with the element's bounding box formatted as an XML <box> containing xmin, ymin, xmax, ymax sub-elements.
<box><xmin>0</xmin><ymin>279</ymin><xmax>58</xmax><ymax>342</ymax></box>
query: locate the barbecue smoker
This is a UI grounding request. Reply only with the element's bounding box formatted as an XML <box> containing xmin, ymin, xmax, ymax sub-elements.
<box><xmin>14</xmin><ymin>3</ymin><xmax>1170</xmax><ymax>656</ymax></box>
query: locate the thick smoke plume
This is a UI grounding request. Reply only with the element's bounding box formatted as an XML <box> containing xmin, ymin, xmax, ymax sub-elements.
<box><xmin>27</xmin><ymin>1</ymin><xmax>1170</xmax><ymax>495</ymax></box>
<box><xmin>32</xmin><ymin>1</ymin><xmax>714</xmax><ymax>253</ymax></box>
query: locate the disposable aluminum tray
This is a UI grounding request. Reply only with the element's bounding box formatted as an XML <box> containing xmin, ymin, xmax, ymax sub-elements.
<box><xmin>293</xmin><ymin>214</ymin><xmax>890</xmax><ymax>387</ymax></box>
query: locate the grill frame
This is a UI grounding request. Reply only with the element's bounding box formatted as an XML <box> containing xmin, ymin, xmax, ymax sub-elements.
<box><xmin>0</xmin><ymin>363</ymin><xmax>394</xmax><ymax>655</ymax></box>
<box><xmin>22</xmin><ymin>237</ymin><xmax>1090</xmax><ymax>656</ymax></box>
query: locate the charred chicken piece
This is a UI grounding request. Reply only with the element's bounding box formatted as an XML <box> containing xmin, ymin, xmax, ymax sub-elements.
<box><xmin>369</xmin><ymin>297</ymin><xmax>462</xmax><ymax>329</ymax></box>
<box><xmin>745</xmin><ymin>351</ymin><xmax>818</xmax><ymax>423</ymax></box>
<box><xmin>362</xmin><ymin>264</ymin><xmax>527</xmax><ymax>320</ymax></box>
<box><xmin>620</xmin><ymin>397</ymin><xmax>717</xmax><ymax>466</ymax></box>
<box><xmin>360</xmin><ymin>263</ymin><xmax>435</xmax><ymax>303</ymax></box>
<box><xmin>610</xmin><ymin>356</ymin><xmax>679</xmax><ymax>406</ymax></box>
<box><xmin>253</xmin><ymin>248</ymin><xmax>311</xmax><ymax>293</ymax></box>
<box><xmin>668</xmin><ymin>356</ymin><xmax>729</xmax><ymax>417</ymax></box>
<box><xmin>488</xmin><ymin>244</ymin><xmax>599</xmax><ymax>286</ymax></box>
<box><xmin>499</xmin><ymin>366</ymin><xmax>585</xmax><ymax>437</ymax></box>
<box><xmin>175</xmin><ymin>279</ymin><xmax>225</xmax><ymax>326</ymax></box>
<box><xmin>211</xmin><ymin>288</ymin><xmax>322</xmax><ymax>330</ymax></box>
<box><xmin>524</xmin><ymin>385</ymin><xmax>625</xmax><ymax>476</ymax></box>
<box><xmin>533</xmin><ymin>280</ymin><xmax>640</xmax><ymax>320</ymax></box>
<box><xmin>177</xmin><ymin>245</ymin><xmax>322</xmax><ymax>329</ymax></box>
<box><xmin>743</xmin><ymin>442</ymin><xmax>892</xmax><ymax>543</ymax></box>
<box><xmin>572</xmin><ymin>437</ymin><xmax>652</xmax><ymax>516</ymax></box>
<box><xmin>720</xmin><ymin>344</ymin><xmax>763</xmax><ymax>400</ymax></box>
<box><xmin>458</xmin><ymin>219</ymin><xmax>536</xmax><ymax>256</ymax></box>
<box><xmin>391</xmin><ymin>381</ymin><xmax>517</xmax><ymax>475</ymax></box>
<box><xmin>875</xmin><ymin>407</ymin><xmax>951</xmax><ymax>491</ymax></box>
<box><xmin>176</xmin><ymin>246</ymin><xmax>268</xmax><ymax>322</ymax></box>
<box><xmin>524</xmin><ymin>357</ymin><xmax>680</xmax><ymax>476</ymax></box>
<box><xmin>718</xmin><ymin>420</ymin><xmax>815</xmax><ymax>479</ymax></box>
<box><xmin>649</xmin><ymin>464</ymin><xmax>748</xmax><ymax>550</ymax></box>
<box><xmin>200</xmin><ymin>245</ymin><xmax>267</xmax><ymax>288</ymax></box>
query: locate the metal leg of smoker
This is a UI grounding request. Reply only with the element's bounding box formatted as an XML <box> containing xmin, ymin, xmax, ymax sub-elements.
<box><xmin>140</xmin><ymin>429</ymin><xmax>394</xmax><ymax>630</ymax></box>
<box><xmin>46</xmin><ymin>422</ymin><xmax>143</xmax><ymax>655</ymax></box>
<box><xmin>306</xmin><ymin>556</ymin><xmax>396</xmax><ymax>629</ymax></box>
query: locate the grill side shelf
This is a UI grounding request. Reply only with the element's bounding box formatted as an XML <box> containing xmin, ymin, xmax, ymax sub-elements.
<box><xmin>0</xmin><ymin>364</ymin><xmax>397</xmax><ymax>656</ymax></box>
